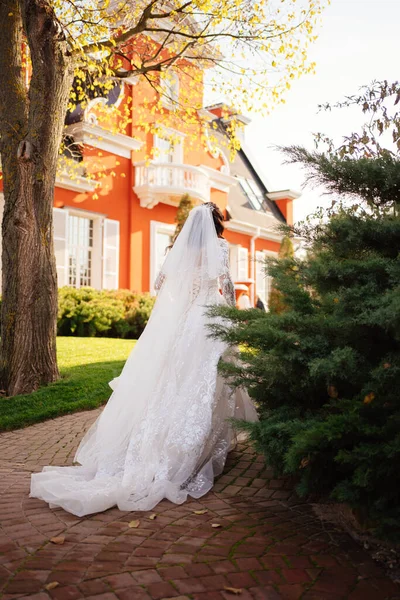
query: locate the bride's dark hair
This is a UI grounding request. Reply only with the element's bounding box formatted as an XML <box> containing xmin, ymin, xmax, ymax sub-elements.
<box><xmin>168</xmin><ymin>202</ymin><xmax>225</xmax><ymax>251</ymax></box>
<box><xmin>204</xmin><ymin>202</ymin><xmax>225</xmax><ymax>238</ymax></box>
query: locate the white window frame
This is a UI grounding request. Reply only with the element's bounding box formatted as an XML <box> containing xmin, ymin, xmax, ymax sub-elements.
<box><xmin>56</xmin><ymin>206</ymin><xmax>105</xmax><ymax>289</ymax></box>
<box><xmin>229</xmin><ymin>244</ymin><xmax>239</xmax><ymax>281</ymax></box>
<box><xmin>102</xmin><ymin>218</ymin><xmax>120</xmax><ymax>290</ymax></box>
<box><xmin>150</xmin><ymin>220</ymin><xmax>175</xmax><ymax>295</ymax></box>
<box><xmin>160</xmin><ymin>71</ymin><xmax>180</xmax><ymax>109</ymax></box>
<box><xmin>238</xmin><ymin>246</ymin><xmax>249</xmax><ymax>280</ymax></box>
<box><xmin>236</xmin><ymin>175</ymin><xmax>265</xmax><ymax>211</ymax></box>
<box><xmin>256</xmin><ymin>250</ymin><xmax>277</xmax><ymax>310</ymax></box>
<box><xmin>153</xmin><ymin>126</ymin><xmax>184</xmax><ymax>164</ymax></box>
<box><xmin>67</xmin><ymin>213</ymin><xmax>95</xmax><ymax>289</ymax></box>
<box><xmin>229</xmin><ymin>244</ymin><xmax>249</xmax><ymax>282</ymax></box>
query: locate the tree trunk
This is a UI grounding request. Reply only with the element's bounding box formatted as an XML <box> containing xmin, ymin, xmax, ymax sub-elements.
<box><xmin>0</xmin><ymin>0</ymin><xmax>74</xmax><ymax>396</ymax></box>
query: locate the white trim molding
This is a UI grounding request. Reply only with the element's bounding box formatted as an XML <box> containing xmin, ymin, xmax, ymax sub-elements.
<box><xmin>56</xmin><ymin>172</ymin><xmax>98</xmax><ymax>193</ymax></box>
<box><xmin>198</xmin><ymin>165</ymin><xmax>236</xmax><ymax>193</ymax></box>
<box><xmin>154</xmin><ymin>123</ymin><xmax>188</xmax><ymax>139</ymax></box>
<box><xmin>225</xmin><ymin>218</ymin><xmax>282</xmax><ymax>243</ymax></box>
<box><xmin>267</xmin><ymin>189</ymin><xmax>301</xmax><ymax>201</ymax></box>
<box><xmin>150</xmin><ymin>220</ymin><xmax>175</xmax><ymax>294</ymax></box>
<box><xmin>65</xmin><ymin>121</ymin><xmax>143</xmax><ymax>158</ymax></box>
<box><xmin>206</xmin><ymin>103</ymin><xmax>252</xmax><ymax>126</ymax></box>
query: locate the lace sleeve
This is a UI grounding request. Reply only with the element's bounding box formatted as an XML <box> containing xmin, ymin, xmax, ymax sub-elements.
<box><xmin>154</xmin><ymin>271</ymin><xmax>165</xmax><ymax>293</ymax></box>
<box><xmin>219</xmin><ymin>240</ymin><xmax>236</xmax><ymax>306</ymax></box>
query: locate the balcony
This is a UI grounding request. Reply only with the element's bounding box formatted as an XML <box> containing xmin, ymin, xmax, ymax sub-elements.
<box><xmin>134</xmin><ymin>162</ymin><xmax>211</xmax><ymax>208</ymax></box>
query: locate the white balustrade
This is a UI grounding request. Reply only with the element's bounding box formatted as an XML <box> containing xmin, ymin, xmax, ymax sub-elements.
<box><xmin>134</xmin><ymin>162</ymin><xmax>210</xmax><ymax>207</ymax></box>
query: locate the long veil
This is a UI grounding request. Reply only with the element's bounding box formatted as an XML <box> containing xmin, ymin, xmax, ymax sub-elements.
<box><xmin>32</xmin><ymin>205</ymin><xmax>218</xmax><ymax>510</ymax></box>
<box><xmin>31</xmin><ymin>203</ymin><xmax>257</xmax><ymax>515</ymax></box>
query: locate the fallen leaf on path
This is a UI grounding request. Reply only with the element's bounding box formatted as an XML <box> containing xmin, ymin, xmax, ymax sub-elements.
<box><xmin>224</xmin><ymin>586</ymin><xmax>243</xmax><ymax>594</ymax></box>
<box><xmin>193</xmin><ymin>509</ymin><xmax>208</xmax><ymax>515</ymax></box>
<box><xmin>149</xmin><ymin>513</ymin><xmax>157</xmax><ymax>520</ymax></box>
<box><xmin>45</xmin><ymin>582</ymin><xmax>59</xmax><ymax>591</ymax></box>
<box><xmin>211</xmin><ymin>523</ymin><xmax>222</xmax><ymax>528</ymax></box>
<box><xmin>50</xmin><ymin>536</ymin><xmax>65</xmax><ymax>545</ymax></box>
<box><xmin>128</xmin><ymin>520</ymin><xmax>140</xmax><ymax>528</ymax></box>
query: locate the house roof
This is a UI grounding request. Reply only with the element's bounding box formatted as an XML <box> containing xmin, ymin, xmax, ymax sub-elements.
<box><xmin>209</xmin><ymin>117</ymin><xmax>288</xmax><ymax>227</ymax></box>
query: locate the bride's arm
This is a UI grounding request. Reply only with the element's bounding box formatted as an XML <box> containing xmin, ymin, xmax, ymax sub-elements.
<box><xmin>220</xmin><ymin>272</ymin><xmax>236</xmax><ymax>306</ymax></box>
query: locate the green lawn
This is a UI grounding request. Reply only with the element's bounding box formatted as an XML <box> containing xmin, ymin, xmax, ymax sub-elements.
<box><xmin>0</xmin><ymin>337</ymin><xmax>136</xmax><ymax>432</ymax></box>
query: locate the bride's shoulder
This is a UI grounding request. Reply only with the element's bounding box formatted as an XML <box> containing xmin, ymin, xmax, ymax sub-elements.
<box><xmin>218</xmin><ymin>237</ymin><xmax>229</xmax><ymax>247</ymax></box>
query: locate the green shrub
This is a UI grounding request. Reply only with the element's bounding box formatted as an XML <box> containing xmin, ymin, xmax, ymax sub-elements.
<box><xmin>57</xmin><ymin>287</ymin><xmax>155</xmax><ymax>338</ymax></box>
<box><xmin>210</xmin><ymin>210</ymin><xmax>400</xmax><ymax>539</ymax></box>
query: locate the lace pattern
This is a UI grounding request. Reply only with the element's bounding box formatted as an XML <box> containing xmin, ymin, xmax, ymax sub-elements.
<box><xmin>154</xmin><ymin>271</ymin><xmax>165</xmax><ymax>292</ymax></box>
<box><xmin>30</xmin><ymin>229</ymin><xmax>256</xmax><ymax>517</ymax></box>
<box><xmin>218</xmin><ymin>239</ymin><xmax>236</xmax><ymax>306</ymax></box>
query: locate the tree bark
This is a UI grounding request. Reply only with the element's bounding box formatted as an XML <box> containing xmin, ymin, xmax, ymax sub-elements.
<box><xmin>0</xmin><ymin>0</ymin><xmax>74</xmax><ymax>396</ymax></box>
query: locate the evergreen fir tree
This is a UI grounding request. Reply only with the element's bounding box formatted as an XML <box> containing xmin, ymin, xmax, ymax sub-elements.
<box><xmin>171</xmin><ymin>194</ymin><xmax>194</xmax><ymax>245</ymax></box>
<box><xmin>268</xmin><ymin>235</ymin><xmax>294</xmax><ymax>314</ymax></box>
<box><xmin>210</xmin><ymin>80</ymin><xmax>400</xmax><ymax>538</ymax></box>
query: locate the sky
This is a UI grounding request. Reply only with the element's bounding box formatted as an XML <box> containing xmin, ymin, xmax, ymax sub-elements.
<box><xmin>244</xmin><ymin>0</ymin><xmax>400</xmax><ymax>223</ymax></box>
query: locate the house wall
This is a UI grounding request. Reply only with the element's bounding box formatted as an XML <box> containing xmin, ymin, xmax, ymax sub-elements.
<box><xmin>55</xmin><ymin>150</ymin><xmax>133</xmax><ymax>289</ymax></box>
<box><xmin>0</xmin><ymin>55</ymin><xmax>295</xmax><ymax>306</ymax></box>
<box><xmin>275</xmin><ymin>198</ymin><xmax>293</xmax><ymax>225</ymax></box>
<box><xmin>129</xmin><ymin>195</ymin><xmax>176</xmax><ymax>292</ymax></box>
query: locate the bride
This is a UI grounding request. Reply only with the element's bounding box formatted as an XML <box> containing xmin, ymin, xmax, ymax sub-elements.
<box><xmin>30</xmin><ymin>202</ymin><xmax>258</xmax><ymax>517</ymax></box>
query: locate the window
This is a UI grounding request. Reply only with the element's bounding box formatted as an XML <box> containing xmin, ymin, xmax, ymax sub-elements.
<box><xmin>160</xmin><ymin>72</ymin><xmax>180</xmax><ymax>109</ymax></box>
<box><xmin>256</xmin><ymin>250</ymin><xmax>273</xmax><ymax>310</ymax></box>
<box><xmin>156</xmin><ymin>231</ymin><xmax>172</xmax><ymax>274</ymax></box>
<box><xmin>53</xmin><ymin>208</ymin><xmax>118</xmax><ymax>290</ymax></box>
<box><xmin>154</xmin><ymin>136</ymin><xmax>175</xmax><ymax>164</ymax></box>
<box><xmin>238</xmin><ymin>247</ymin><xmax>249</xmax><ymax>280</ymax></box>
<box><xmin>102</xmin><ymin>219</ymin><xmax>120</xmax><ymax>290</ymax></box>
<box><xmin>236</xmin><ymin>176</ymin><xmax>265</xmax><ymax>211</ymax></box>
<box><xmin>154</xmin><ymin>131</ymin><xmax>183</xmax><ymax>164</ymax></box>
<box><xmin>229</xmin><ymin>245</ymin><xmax>238</xmax><ymax>281</ymax></box>
<box><xmin>150</xmin><ymin>221</ymin><xmax>175</xmax><ymax>294</ymax></box>
<box><xmin>229</xmin><ymin>244</ymin><xmax>249</xmax><ymax>281</ymax></box>
<box><xmin>68</xmin><ymin>215</ymin><xmax>94</xmax><ymax>287</ymax></box>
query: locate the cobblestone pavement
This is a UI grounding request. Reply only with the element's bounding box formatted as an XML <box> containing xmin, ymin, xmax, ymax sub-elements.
<box><xmin>0</xmin><ymin>409</ymin><xmax>399</xmax><ymax>600</ymax></box>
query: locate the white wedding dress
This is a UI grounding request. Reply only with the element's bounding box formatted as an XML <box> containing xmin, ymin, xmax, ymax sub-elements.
<box><xmin>30</xmin><ymin>205</ymin><xmax>258</xmax><ymax>517</ymax></box>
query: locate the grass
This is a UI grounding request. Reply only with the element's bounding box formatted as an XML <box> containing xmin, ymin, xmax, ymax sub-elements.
<box><xmin>0</xmin><ymin>337</ymin><xmax>136</xmax><ymax>432</ymax></box>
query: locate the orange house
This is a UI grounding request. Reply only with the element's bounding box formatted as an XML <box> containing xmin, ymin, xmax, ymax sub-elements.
<box><xmin>0</xmin><ymin>64</ymin><xmax>300</xmax><ymax>309</ymax></box>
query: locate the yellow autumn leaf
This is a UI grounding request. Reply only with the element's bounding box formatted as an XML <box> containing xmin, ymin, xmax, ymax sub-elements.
<box><xmin>193</xmin><ymin>509</ymin><xmax>208</xmax><ymax>515</ymax></box>
<box><xmin>45</xmin><ymin>582</ymin><xmax>60</xmax><ymax>591</ymax></box>
<box><xmin>211</xmin><ymin>523</ymin><xmax>222</xmax><ymax>528</ymax></box>
<box><xmin>128</xmin><ymin>520</ymin><xmax>140</xmax><ymax>528</ymax></box>
<box><xmin>327</xmin><ymin>385</ymin><xmax>338</xmax><ymax>399</ymax></box>
<box><xmin>364</xmin><ymin>392</ymin><xmax>375</xmax><ymax>405</ymax></box>
<box><xmin>149</xmin><ymin>513</ymin><xmax>157</xmax><ymax>520</ymax></box>
<box><xmin>50</xmin><ymin>536</ymin><xmax>65</xmax><ymax>545</ymax></box>
<box><xmin>224</xmin><ymin>586</ymin><xmax>243</xmax><ymax>595</ymax></box>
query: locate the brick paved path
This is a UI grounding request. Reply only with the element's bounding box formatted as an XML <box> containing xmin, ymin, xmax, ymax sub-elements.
<box><xmin>0</xmin><ymin>409</ymin><xmax>399</xmax><ymax>600</ymax></box>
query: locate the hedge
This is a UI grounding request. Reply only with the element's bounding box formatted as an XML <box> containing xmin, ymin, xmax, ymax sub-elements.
<box><xmin>57</xmin><ymin>287</ymin><xmax>155</xmax><ymax>338</ymax></box>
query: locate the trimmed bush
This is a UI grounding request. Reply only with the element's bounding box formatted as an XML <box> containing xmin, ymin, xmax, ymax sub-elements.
<box><xmin>57</xmin><ymin>287</ymin><xmax>155</xmax><ymax>338</ymax></box>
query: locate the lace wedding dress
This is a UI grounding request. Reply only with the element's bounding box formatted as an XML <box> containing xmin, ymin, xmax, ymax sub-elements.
<box><xmin>30</xmin><ymin>205</ymin><xmax>258</xmax><ymax>517</ymax></box>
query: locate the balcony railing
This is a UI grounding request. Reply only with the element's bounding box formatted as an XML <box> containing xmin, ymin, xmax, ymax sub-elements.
<box><xmin>134</xmin><ymin>161</ymin><xmax>210</xmax><ymax>208</ymax></box>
